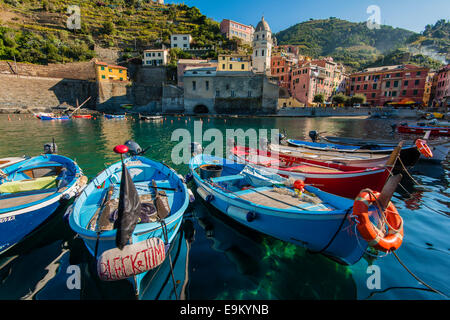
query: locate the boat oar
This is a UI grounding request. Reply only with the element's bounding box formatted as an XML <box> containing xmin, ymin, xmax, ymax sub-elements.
<box><xmin>377</xmin><ymin>174</ymin><xmax>403</xmax><ymax>211</ymax></box>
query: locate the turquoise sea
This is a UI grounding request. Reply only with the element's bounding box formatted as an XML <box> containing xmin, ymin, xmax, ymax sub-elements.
<box><xmin>0</xmin><ymin>114</ymin><xmax>448</xmax><ymax>300</ymax></box>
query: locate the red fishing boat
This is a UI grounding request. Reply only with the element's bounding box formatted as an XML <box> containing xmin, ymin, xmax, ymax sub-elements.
<box><xmin>231</xmin><ymin>146</ymin><xmax>393</xmax><ymax>199</ymax></box>
<box><xmin>72</xmin><ymin>114</ymin><xmax>92</xmax><ymax>119</ymax></box>
<box><xmin>397</xmin><ymin>124</ymin><xmax>450</xmax><ymax>136</ymax></box>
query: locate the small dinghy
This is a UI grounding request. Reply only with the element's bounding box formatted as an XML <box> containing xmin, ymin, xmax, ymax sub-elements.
<box><xmin>231</xmin><ymin>146</ymin><xmax>394</xmax><ymax>199</ymax></box>
<box><xmin>0</xmin><ymin>144</ymin><xmax>86</xmax><ymax>255</ymax></box>
<box><xmin>190</xmin><ymin>154</ymin><xmax>404</xmax><ymax>265</ymax></box>
<box><xmin>68</xmin><ymin>141</ymin><xmax>190</xmax><ymax>298</ymax></box>
<box><xmin>104</xmin><ymin>114</ymin><xmax>125</xmax><ymax>119</ymax></box>
<box><xmin>72</xmin><ymin>114</ymin><xmax>92</xmax><ymax>119</ymax></box>
<box><xmin>40</xmin><ymin>115</ymin><xmax>70</xmax><ymax>121</ymax></box>
<box><xmin>34</xmin><ymin>113</ymin><xmax>54</xmax><ymax>119</ymax></box>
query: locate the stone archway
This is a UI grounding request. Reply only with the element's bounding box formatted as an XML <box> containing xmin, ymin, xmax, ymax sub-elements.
<box><xmin>193</xmin><ymin>104</ymin><xmax>209</xmax><ymax>114</ymax></box>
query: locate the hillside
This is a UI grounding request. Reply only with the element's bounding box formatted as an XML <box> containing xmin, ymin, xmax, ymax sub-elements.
<box><xmin>275</xmin><ymin>18</ymin><xmax>446</xmax><ymax>71</ymax></box>
<box><xmin>0</xmin><ymin>0</ymin><xmax>224</xmax><ymax>64</ymax></box>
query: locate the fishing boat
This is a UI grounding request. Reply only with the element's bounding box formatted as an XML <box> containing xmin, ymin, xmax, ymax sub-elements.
<box><xmin>72</xmin><ymin>114</ymin><xmax>92</xmax><ymax>119</ymax></box>
<box><xmin>189</xmin><ymin>154</ymin><xmax>404</xmax><ymax>265</ymax></box>
<box><xmin>0</xmin><ymin>157</ymin><xmax>27</xmax><ymax>169</ymax></box>
<box><xmin>286</xmin><ymin>138</ymin><xmax>422</xmax><ymax>169</ymax></box>
<box><xmin>320</xmin><ymin>135</ymin><xmax>448</xmax><ymax>164</ymax></box>
<box><xmin>397</xmin><ymin>124</ymin><xmax>450</xmax><ymax>136</ymax></box>
<box><xmin>40</xmin><ymin>115</ymin><xmax>70</xmax><ymax>121</ymax></box>
<box><xmin>139</xmin><ymin>114</ymin><xmax>163</xmax><ymax>122</ymax></box>
<box><xmin>231</xmin><ymin>146</ymin><xmax>393</xmax><ymax>199</ymax></box>
<box><xmin>33</xmin><ymin>113</ymin><xmax>54</xmax><ymax>119</ymax></box>
<box><xmin>68</xmin><ymin>141</ymin><xmax>190</xmax><ymax>298</ymax></box>
<box><xmin>0</xmin><ymin>146</ymin><xmax>86</xmax><ymax>255</ymax></box>
<box><xmin>104</xmin><ymin>114</ymin><xmax>126</xmax><ymax>119</ymax></box>
<box><xmin>269</xmin><ymin>143</ymin><xmax>391</xmax><ymax>168</ymax></box>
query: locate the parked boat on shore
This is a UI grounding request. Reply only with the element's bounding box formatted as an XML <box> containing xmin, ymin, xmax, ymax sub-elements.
<box><xmin>189</xmin><ymin>154</ymin><xmax>404</xmax><ymax>265</ymax></box>
<box><xmin>68</xmin><ymin>141</ymin><xmax>190</xmax><ymax>298</ymax></box>
<box><xmin>0</xmin><ymin>147</ymin><xmax>86</xmax><ymax>255</ymax></box>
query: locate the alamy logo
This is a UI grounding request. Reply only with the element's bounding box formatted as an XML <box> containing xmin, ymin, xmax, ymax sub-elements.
<box><xmin>66</xmin><ymin>265</ymin><xmax>81</xmax><ymax>290</ymax></box>
<box><xmin>67</xmin><ymin>5</ymin><xmax>81</xmax><ymax>30</ymax></box>
<box><xmin>366</xmin><ymin>265</ymin><xmax>381</xmax><ymax>290</ymax></box>
<box><xmin>367</xmin><ymin>5</ymin><xmax>381</xmax><ymax>30</ymax></box>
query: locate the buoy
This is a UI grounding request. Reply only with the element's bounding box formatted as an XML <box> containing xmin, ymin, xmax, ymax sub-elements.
<box><xmin>8</xmin><ymin>116</ymin><xmax>11</xmax><ymax>121</ymax></box>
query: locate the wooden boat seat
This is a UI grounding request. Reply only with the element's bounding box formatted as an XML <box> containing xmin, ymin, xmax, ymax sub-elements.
<box><xmin>0</xmin><ymin>191</ymin><xmax>56</xmax><ymax>210</ymax></box>
<box><xmin>286</xmin><ymin>165</ymin><xmax>341</xmax><ymax>174</ymax></box>
<box><xmin>211</xmin><ymin>175</ymin><xmax>245</xmax><ymax>183</ymax></box>
<box><xmin>235</xmin><ymin>187</ymin><xmax>332</xmax><ymax>211</ymax></box>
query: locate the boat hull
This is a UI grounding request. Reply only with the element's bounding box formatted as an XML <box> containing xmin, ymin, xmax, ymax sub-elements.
<box><xmin>40</xmin><ymin>116</ymin><xmax>70</xmax><ymax>121</ymax></box>
<box><xmin>72</xmin><ymin>115</ymin><xmax>92</xmax><ymax>119</ymax></box>
<box><xmin>398</xmin><ymin>125</ymin><xmax>450</xmax><ymax>136</ymax></box>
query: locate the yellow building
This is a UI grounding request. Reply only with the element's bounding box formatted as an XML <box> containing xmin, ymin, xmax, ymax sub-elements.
<box><xmin>218</xmin><ymin>54</ymin><xmax>251</xmax><ymax>72</ymax></box>
<box><xmin>95</xmin><ymin>61</ymin><xmax>128</xmax><ymax>82</ymax></box>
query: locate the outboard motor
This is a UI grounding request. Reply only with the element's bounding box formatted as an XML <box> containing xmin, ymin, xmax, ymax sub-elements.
<box><xmin>124</xmin><ymin>140</ymin><xmax>143</xmax><ymax>157</ymax></box>
<box><xmin>44</xmin><ymin>142</ymin><xmax>58</xmax><ymax>154</ymax></box>
<box><xmin>309</xmin><ymin>131</ymin><xmax>319</xmax><ymax>143</ymax></box>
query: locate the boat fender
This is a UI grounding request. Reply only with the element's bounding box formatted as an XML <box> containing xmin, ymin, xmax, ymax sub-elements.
<box><xmin>97</xmin><ymin>237</ymin><xmax>166</xmax><ymax>281</ymax></box>
<box><xmin>246</xmin><ymin>211</ymin><xmax>257</xmax><ymax>223</ymax></box>
<box><xmin>415</xmin><ymin>139</ymin><xmax>433</xmax><ymax>158</ymax></box>
<box><xmin>353</xmin><ymin>190</ymin><xmax>404</xmax><ymax>253</ymax></box>
<box><xmin>205</xmin><ymin>194</ymin><xmax>214</xmax><ymax>203</ymax></box>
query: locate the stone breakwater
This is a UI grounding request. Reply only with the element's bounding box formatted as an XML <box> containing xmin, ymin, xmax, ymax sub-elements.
<box><xmin>0</xmin><ymin>74</ymin><xmax>96</xmax><ymax>114</ymax></box>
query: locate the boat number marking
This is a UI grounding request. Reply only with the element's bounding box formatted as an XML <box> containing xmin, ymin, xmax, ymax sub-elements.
<box><xmin>0</xmin><ymin>216</ymin><xmax>15</xmax><ymax>224</ymax></box>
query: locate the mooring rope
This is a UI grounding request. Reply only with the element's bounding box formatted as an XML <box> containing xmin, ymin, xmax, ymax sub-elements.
<box><xmin>387</xmin><ymin>160</ymin><xmax>449</xmax><ymax>218</ymax></box>
<box><xmin>362</xmin><ymin>184</ymin><xmax>449</xmax><ymax>299</ymax></box>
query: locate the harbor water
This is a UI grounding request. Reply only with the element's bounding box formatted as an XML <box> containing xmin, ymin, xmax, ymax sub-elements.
<box><xmin>0</xmin><ymin>114</ymin><xmax>448</xmax><ymax>300</ymax></box>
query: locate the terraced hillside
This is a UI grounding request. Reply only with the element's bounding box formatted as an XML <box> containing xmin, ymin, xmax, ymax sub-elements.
<box><xmin>0</xmin><ymin>0</ymin><xmax>224</xmax><ymax>64</ymax></box>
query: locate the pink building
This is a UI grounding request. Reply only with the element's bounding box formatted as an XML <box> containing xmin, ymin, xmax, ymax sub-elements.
<box><xmin>434</xmin><ymin>64</ymin><xmax>450</xmax><ymax>107</ymax></box>
<box><xmin>220</xmin><ymin>19</ymin><xmax>254</xmax><ymax>43</ymax></box>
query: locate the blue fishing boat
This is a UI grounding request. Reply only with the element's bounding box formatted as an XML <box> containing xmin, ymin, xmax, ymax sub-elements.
<box><xmin>104</xmin><ymin>114</ymin><xmax>126</xmax><ymax>119</ymax></box>
<box><xmin>0</xmin><ymin>149</ymin><xmax>85</xmax><ymax>255</ymax></box>
<box><xmin>288</xmin><ymin>139</ymin><xmax>400</xmax><ymax>153</ymax></box>
<box><xmin>68</xmin><ymin>141</ymin><xmax>190</xmax><ymax>298</ymax></box>
<box><xmin>189</xmin><ymin>154</ymin><xmax>404</xmax><ymax>265</ymax></box>
<box><xmin>40</xmin><ymin>115</ymin><xmax>71</xmax><ymax>121</ymax></box>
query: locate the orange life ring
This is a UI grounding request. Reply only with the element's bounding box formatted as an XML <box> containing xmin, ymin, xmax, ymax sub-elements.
<box><xmin>353</xmin><ymin>190</ymin><xmax>404</xmax><ymax>252</ymax></box>
<box><xmin>415</xmin><ymin>139</ymin><xmax>433</xmax><ymax>158</ymax></box>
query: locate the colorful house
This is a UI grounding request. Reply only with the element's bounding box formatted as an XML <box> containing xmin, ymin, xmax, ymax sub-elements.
<box><xmin>95</xmin><ymin>61</ymin><xmax>128</xmax><ymax>82</ymax></box>
<box><xmin>217</xmin><ymin>54</ymin><xmax>251</xmax><ymax>72</ymax></box>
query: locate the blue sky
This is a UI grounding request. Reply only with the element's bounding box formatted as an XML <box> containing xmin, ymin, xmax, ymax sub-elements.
<box><xmin>166</xmin><ymin>0</ymin><xmax>450</xmax><ymax>33</ymax></box>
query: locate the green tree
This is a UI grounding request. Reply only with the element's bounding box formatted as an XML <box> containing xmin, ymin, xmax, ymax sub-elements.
<box><xmin>332</xmin><ymin>93</ymin><xmax>348</xmax><ymax>105</ymax></box>
<box><xmin>313</xmin><ymin>94</ymin><xmax>325</xmax><ymax>104</ymax></box>
<box><xmin>350</xmin><ymin>94</ymin><xmax>366</xmax><ymax>105</ymax></box>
